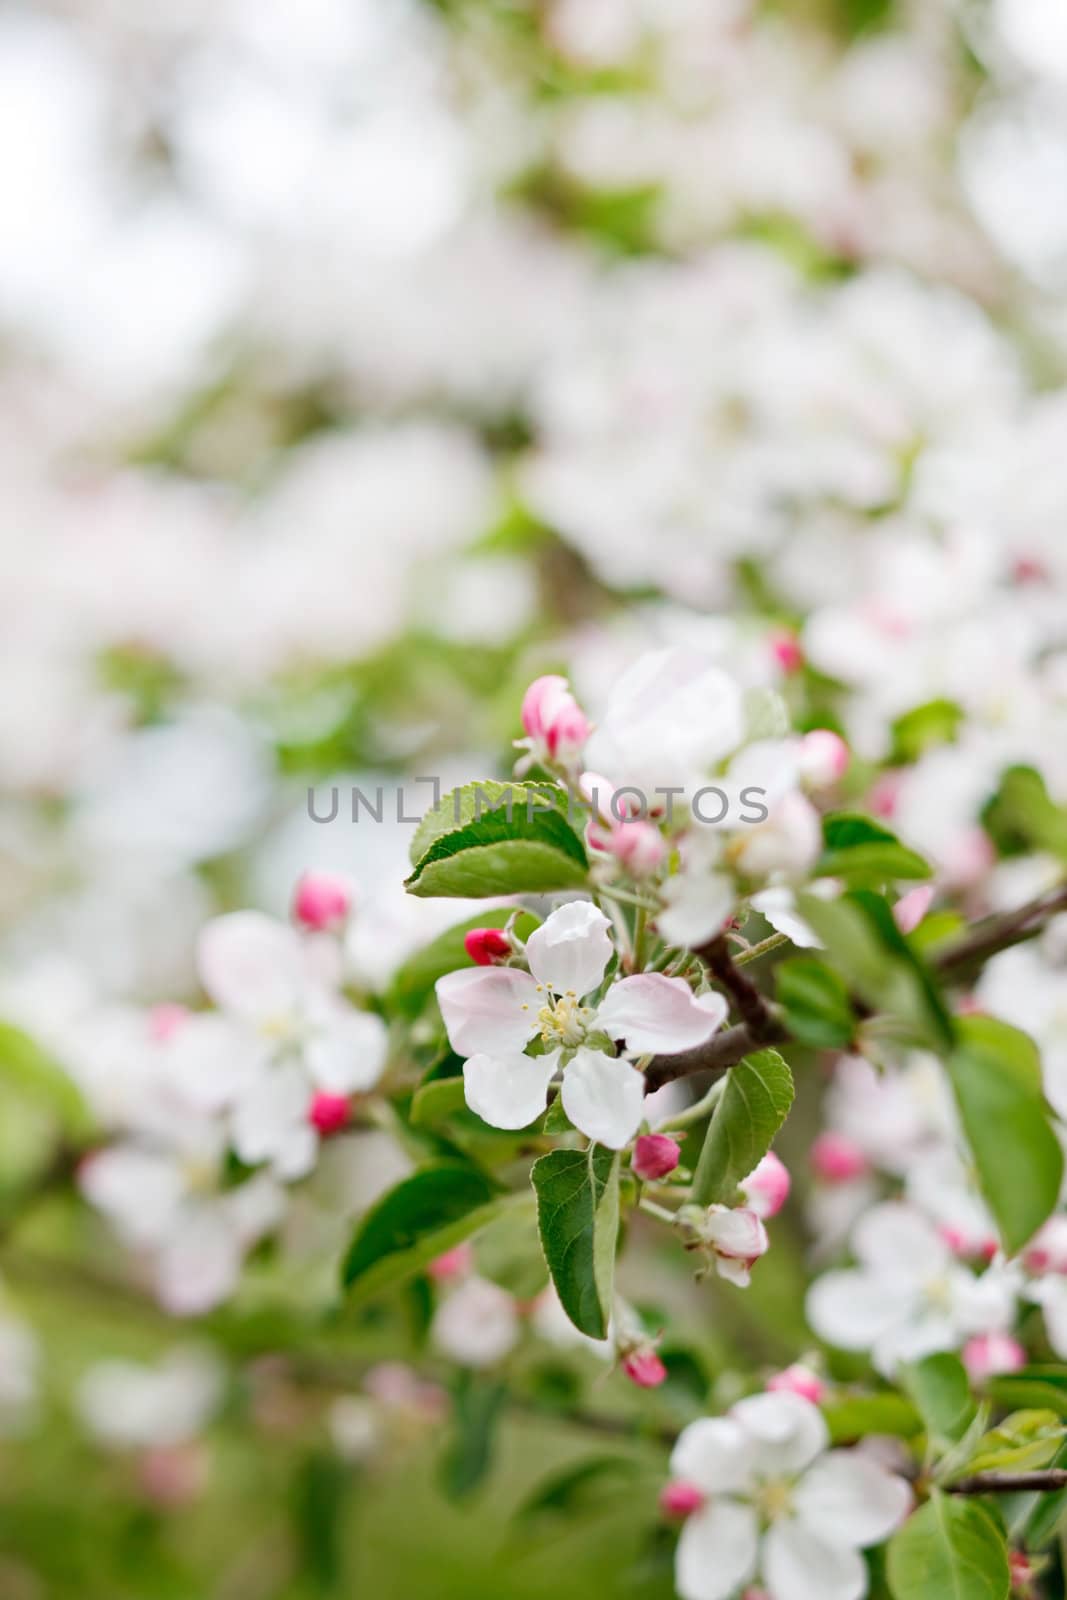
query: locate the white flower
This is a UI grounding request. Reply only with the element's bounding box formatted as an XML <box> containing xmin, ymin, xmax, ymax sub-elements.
<box><xmin>435</xmin><ymin>901</ymin><xmax>726</xmax><ymax>1148</ymax></box>
<box><xmin>198</xmin><ymin>912</ymin><xmax>389</xmax><ymax>1179</ymax></box>
<box><xmin>583</xmin><ymin>647</ymin><xmax>746</xmax><ymax>798</ymax></box>
<box><xmin>670</xmin><ymin>1392</ymin><xmax>912</xmax><ymax>1600</ymax></box>
<box><xmin>431</xmin><ymin>1276</ymin><xmax>521</xmax><ymax>1368</ymax></box>
<box><xmin>806</xmin><ymin>1202</ymin><xmax>1020</xmax><ymax>1373</ymax></box>
<box><xmin>77</xmin><ymin>1348</ymin><xmax>224</xmax><ymax>1450</ymax></box>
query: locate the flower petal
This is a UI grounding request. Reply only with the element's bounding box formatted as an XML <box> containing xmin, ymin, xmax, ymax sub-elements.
<box><xmin>763</xmin><ymin>1518</ymin><xmax>867</xmax><ymax>1600</ymax></box>
<box><xmin>197</xmin><ymin>912</ymin><xmax>306</xmax><ymax>1024</ymax></box>
<box><xmin>305</xmin><ymin>1008</ymin><xmax>389</xmax><ymax>1093</ymax></box>
<box><xmin>852</xmin><ymin>1202</ymin><xmax>949</xmax><ymax>1280</ymax></box>
<box><xmin>675</xmin><ymin>1499</ymin><xmax>759</xmax><ymax>1600</ymax></box>
<box><xmin>463</xmin><ymin>1050</ymin><xmax>557</xmax><ymax>1131</ymax></box>
<box><xmin>435</xmin><ymin>966</ymin><xmax>539</xmax><ymax>1057</ymax></box>
<box><xmin>525</xmin><ymin>901</ymin><xmax>614</xmax><ymax>997</ymax></box>
<box><xmin>560</xmin><ymin>1048</ymin><xmax>645</xmax><ymax>1149</ymax></box>
<box><xmin>731</xmin><ymin>1392</ymin><xmax>828</xmax><ymax>1475</ymax></box>
<box><xmin>670</xmin><ymin>1417</ymin><xmax>753</xmax><ymax>1494</ymax></box>
<box><xmin>795</xmin><ymin>1451</ymin><xmax>912</xmax><ymax>1548</ymax></box>
<box><xmin>596</xmin><ymin>975</ymin><xmax>724</xmax><ymax>1054</ymax></box>
<box><xmin>805</xmin><ymin>1268</ymin><xmax>906</xmax><ymax>1352</ymax></box>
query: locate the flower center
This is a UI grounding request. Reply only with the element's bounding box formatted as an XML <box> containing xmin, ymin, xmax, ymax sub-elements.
<box><xmin>536</xmin><ymin>989</ymin><xmax>593</xmax><ymax>1048</ymax></box>
<box><xmin>753</xmin><ymin>1477</ymin><xmax>795</xmax><ymax>1522</ymax></box>
<box><xmin>923</xmin><ymin>1274</ymin><xmax>954</xmax><ymax>1313</ymax></box>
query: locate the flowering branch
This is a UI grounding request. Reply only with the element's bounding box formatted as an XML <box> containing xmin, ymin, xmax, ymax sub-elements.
<box><xmin>945</xmin><ymin>1469</ymin><xmax>1067</xmax><ymax>1496</ymax></box>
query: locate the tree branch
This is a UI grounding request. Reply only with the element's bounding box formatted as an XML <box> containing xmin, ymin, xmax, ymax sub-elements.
<box><xmin>644</xmin><ymin>881</ymin><xmax>1067</xmax><ymax>1094</ymax></box>
<box><xmin>946</xmin><ymin>1469</ymin><xmax>1067</xmax><ymax>1495</ymax></box>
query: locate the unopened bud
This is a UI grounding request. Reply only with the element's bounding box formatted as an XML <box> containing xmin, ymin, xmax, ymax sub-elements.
<box><xmin>464</xmin><ymin>928</ymin><xmax>512</xmax><ymax>966</ymax></box>
<box><xmin>633</xmin><ymin>1134</ymin><xmax>681</xmax><ymax>1182</ymax></box>
<box><xmin>963</xmin><ymin>1333</ymin><xmax>1026</xmax><ymax>1384</ymax></box>
<box><xmin>741</xmin><ymin>1152</ymin><xmax>790</xmax><ymax>1218</ymax></box>
<box><xmin>811</xmin><ymin>1132</ymin><xmax>868</xmax><ymax>1184</ymax></box>
<box><xmin>520</xmin><ymin>675</ymin><xmax>590</xmax><ymax>765</ymax></box>
<box><xmin>623</xmin><ymin>1348</ymin><xmax>668</xmax><ymax>1388</ymax></box>
<box><xmin>292</xmin><ymin>872</ymin><xmax>353</xmax><ymax>932</ymax></box>
<box><xmin>308</xmin><ymin>1091</ymin><xmax>350</xmax><ymax>1135</ymax></box>
<box><xmin>893</xmin><ymin>885</ymin><xmax>935</xmax><ymax>935</ymax></box>
<box><xmin>766</xmin><ymin>1364</ymin><xmax>826</xmax><ymax>1405</ymax></box>
<box><xmin>798</xmin><ymin>729</ymin><xmax>849</xmax><ymax>788</ymax></box>
<box><xmin>659</xmin><ymin>1480</ymin><xmax>705</xmax><ymax>1518</ymax></box>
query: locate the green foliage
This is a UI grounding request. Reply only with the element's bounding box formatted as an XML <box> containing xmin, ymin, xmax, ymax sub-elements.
<box><xmin>797</xmin><ymin>889</ymin><xmax>954</xmax><ymax>1050</ymax></box>
<box><xmin>776</xmin><ymin>958</ymin><xmax>856</xmax><ymax>1049</ymax></box>
<box><xmin>692</xmin><ymin>1049</ymin><xmax>794</xmax><ymax>1205</ymax></box>
<box><xmin>440</xmin><ymin>1374</ymin><xmax>508</xmax><ymax>1500</ymax></box>
<box><xmin>822</xmin><ymin>1393</ymin><xmax>922</xmax><ymax>1443</ymax></box>
<box><xmin>406</xmin><ymin>782</ymin><xmax>588</xmax><ymax>897</ymax></box>
<box><xmin>982</xmin><ymin>765</ymin><xmax>1067</xmax><ymax>862</ymax></box>
<box><xmin>341</xmin><ymin>1165</ymin><xmax>506</xmax><ymax>1303</ymax></box>
<box><xmin>0</xmin><ymin>1020</ymin><xmax>92</xmax><ymax>1138</ymax></box>
<box><xmin>530</xmin><ymin>1145</ymin><xmax>620</xmax><ymax>1340</ymax></box>
<box><xmin>890</xmin><ymin>699</ymin><xmax>964</xmax><ymax>764</ymax></box>
<box><xmin>961</xmin><ymin>1411</ymin><xmax>1067</xmax><ymax>1477</ymax></box>
<box><xmin>817</xmin><ymin>813</ymin><xmax>932</xmax><ymax>886</ymax></box>
<box><xmin>903</xmin><ymin>1353</ymin><xmax>977</xmax><ymax>1450</ymax></box>
<box><xmin>947</xmin><ymin>1016</ymin><xmax>1064</xmax><ymax>1255</ymax></box>
<box><xmin>886</xmin><ymin>1491</ymin><xmax>1011</xmax><ymax>1600</ymax></box>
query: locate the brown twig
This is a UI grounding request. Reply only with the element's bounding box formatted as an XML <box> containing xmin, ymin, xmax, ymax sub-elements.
<box><xmin>945</xmin><ymin>1470</ymin><xmax>1067</xmax><ymax>1496</ymax></box>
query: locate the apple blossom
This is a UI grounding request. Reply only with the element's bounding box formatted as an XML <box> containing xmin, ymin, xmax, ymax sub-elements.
<box><xmin>797</xmin><ymin>729</ymin><xmax>850</xmax><ymax>788</ymax></box>
<box><xmin>962</xmin><ymin>1332</ymin><xmax>1026</xmax><ymax>1383</ymax></box>
<box><xmin>516</xmin><ymin>674</ymin><xmax>591</xmax><ymax>773</ymax></box>
<box><xmin>622</xmin><ymin>1348</ymin><xmax>668</xmax><ymax>1388</ymax></box>
<box><xmin>435</xmin><ymin>901</ymin><xmax>727</xmax><ymax>1148</ymax></box>
<box><xmin>893</xmin><ymin>883</ymin><xmax>935</xmax><ymax>934</ymax></box>
<box><xmin>678</xmin><ymin>1204</ymin><xmax>771</xmax><ymax>1288</ymax></box>
<box><xmin>741</xmin><ymin>1152</ymin><xmax>791</xmax><ymax>1219</ymax></box>
<box><xmin>463</xmin><ymin>927</ymin><xmax>512</xmax><ymax>966</ymax></box>
<box><xmin>668</xmin><ymin>1392</ymin><xmax>912</xmax><ymax>1600</ymax></box>
<box><xmin>431</xmin><ymin>1276</ymin><xmax>521</xmax><ymax>1368</ymax></box>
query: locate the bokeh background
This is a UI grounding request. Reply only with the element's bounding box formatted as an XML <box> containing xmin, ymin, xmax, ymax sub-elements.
<box><xmin>3</xmin><ymin>0</ymin><xmax>1067</xmax><ymax>1594</ymax></box>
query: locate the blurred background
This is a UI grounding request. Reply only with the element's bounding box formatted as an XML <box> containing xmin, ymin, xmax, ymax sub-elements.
<box><xmin>3</xmin><ymin>0</ymin><xmax>1067</xmax><ymax>1594</ymax></box>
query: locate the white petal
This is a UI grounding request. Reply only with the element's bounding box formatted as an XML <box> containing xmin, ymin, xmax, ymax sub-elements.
<box><xmin>305</xmin><ymin>1008</ymin><xmax>389</xmax><ymax>1093</ymax></box>
<box><xmin>805</xmin><ymin>1269</ymin><xmax>906</xmax><ymax>1351</ymax></box>
<box><xmin>657</xmin><ymin>872</ymin><xmax>735</xmax><ymax>950</ymax></box>
<box><xmin>750</xmin><ymin>888</ymin><xmax>822</xmax><ymax>949</ymax></box>
<box><xmin>435</xmin><ymin>966</ymin><xmax>539</xmax><ymax>1057</ymax></box>
<box><xmin>670</xmin><ymin>1417</ymin><xmax>753</xmax><ymax>1494</ymax></box>
<box><xmin>1034</xmin><ymin>1278</ymin><xmax>1067</xmax><ymax>1358</ymax></box>
<box><xmin>525</xmin><ymin>901</ymin><xmax>613</xmax><ymax>997</ymax></box>
<box><xmin>431</xmin><ymin>1276</ymin><xmax>520</xmax><ymax>1368</ymax></box>
<box><xmin>796</xmin><ymin>1452</ymin><xmax>912</xmax><ymax>1548</ymax></box>
<box><xmin>155</xmin><ymin>1207</ymin><xmax>242</xmax><ymax>1317</ymax></box>
<box><xmin>463</xmin><ymin>1050</ymin><xmax>557</xmax><ymax>1131</ymax></box>
<box><xmin>197</xmin><ymin>912</ymin><xmax>306</xmax><ymax>1024</ymax></box>
<box><xmin>596</xmin><ymin>975</ymin><xmax>723</xmax><ymax>1054</ymax></box>
<box><xmin>231</xmin><ymin>1064</ymin><xmax>310</xmax><ymax>1167</ymax></box>
<box><xmin>560</xmin><ymin>1048</ymin><xmax>645</xmax><ymax>1149</ymax></box>
<box><xmin>163</xmin><ymin>1014</ymin><xmax>266</xmax><ymax>1113</ymax></box>
<box><xmin>732</xmin><ymin>1392</ymin><xmax>828</xmax><ymax>1475</ymax></box>
<box><xmin>675</xmin><ymin>1500</ymin><xmax>759</xmax><ymax>1600</ymax></box>
<box><xmin>853</xmin><ymin>1202</ymin><xmax>949</xmax><ymax>1280</ymax></box>
<box><xmin>764</xmin><ymin>1520</ymin><xmax>867</xmax><ymax>1600</ymax></box>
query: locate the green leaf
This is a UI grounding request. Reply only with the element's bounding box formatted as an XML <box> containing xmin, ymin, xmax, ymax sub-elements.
<box><xmin>947</xmin><ymin>1016</ymin><xmax>1063</xmax><ymax>1255</ymax></box>
<box><xmin>988</xmin><ymin>1367</ymin><xmax>1067</xmax><ymax>1420</ymax></box>
<box><xmin>982</xmin><ymin>765</ymin><xmax>1067</xmax><ymax>863</ymax></box>
<box><xmin>886</xmin><ymin>1491</ymin><xmax>1010</xmax><ymax>1600</ymax></box>
<box><xmin>406</xmin><ymin>789</ymin><xmax>588</xmax><ymax>898</ymax></box>
<box><xmin>340</xmin><ymin>1164</ymin><xmax>505</xmax><ymax>1302</ymax></box>
<box><xmin>890</xmin><ymin>699</ymin><xmax>965</xmax><ymax>764</ymax></box>
<box><xmin>409</xmin><ymin>1076</ymin><xmax>468</xmax><ymax>1127</ymax></box>
<box><xmin>962</xmin><ymin>1410</ymin><xmax>1067</xmax><ymax>1477</ymax></box>
<box><xmin>903</xmin><ymin>1354</ymin><xmax>976</xmax><ymax>1448</ymax></box>
<box><xmin>409</xmin><ymin>780</ymin><xmax>577</xmax><ymax>866</ymax></box>
<box><xmin>0</xmin><ymin>1020</ymin><xmax>92</xmax><ymax>1137</ymax></box>
<box><xmin>822</xmin><ymin>1393</ymin><xmax>922</xmax><ymax>1444</ymax></box>
<box><xmin>797</xmin><ymin>890</ymin><xmax>954</xmax><ymax>1050</ymax></box>
<box><xmin>513</xmin><ymin>1455</ymin><xmax>644</xmax><ymax>1526</ymax></box>
<box><xmin>530</xmin><ymin>1145</ymin><xmax>620</xmax><ymax>1340</ymax></box>
<box><xmin>776</xmin><ymin>958</ymin><xmax>856</xmax><ymax>1049</ymax></box>
<box><xmin>696</xmin><ymin>1049</ymin><xmax>794</xmax><ymax>1206</ymax></box>
<box><xmin>1019</xmin><ymin>1437</ymin><xmax>1067</xmax><ymax>1548</ymax></box>
<box><xmin>440</xmin><ymin>1374</ymin><xmax>507</xmax><ymax>1500</ymax></box>
<box><xmin>818</xmin><ymin>813</ymin><xmax>932</xmax><ymax>886</ymax></box>
<box><xmin>387</xmin><ymin>909</ymin><xmax>540</xmax><ymax>1017</ymax></box>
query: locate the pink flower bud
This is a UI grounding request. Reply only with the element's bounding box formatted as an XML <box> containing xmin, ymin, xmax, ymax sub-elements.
<box><xmin>1009</xmin><ymin>1549</ymin><xmax>1036</xmax><ymax>1594</ymax></box>
<box><xmin>868</xmin><ymin>773</ymin><xmax>901</xmax><ymax>820</ymax></box>
<box><xmin>426</xmin><ymin>1243</ymin><xmax>474</xmax><ymax>1282</ymax></box>
<box><xmin>623</xmin><ymin>1348</ymin><xmax>668</xmax><ymax>1388</ymax></box>
<box><xmin>611</xmin><ymin>819</ymin><xmax>667</xmax><ymax>876</ymax></box>
<box><xmin>810</xmin><ymin>1132</ymin><xmax>868</xmax><ymax>1184</ymax></box>
<box><xmin>149</xmin><ymin>1003</ymin><xmax>188</xmax><ymax>1042</ymax></box>
<box><xmin>939</xmin><ymin>1224</ymin><xmax>997</xmax><ymax>1263</ymax></box>
<box><xmin>137</xmin><ymin>1444</ymin><xmax>208</xmax><ymax>1508</ymax></box>
<box><xmin>770</xmin><ymin>630</ymin><xmax>804</xmax><ymax>674</ymax></box>
<box><xmin>798</xmin><ymin>729</ymin><xmax>850</xmax><ymax>788</ymax></box>
<box><xmin>766</xmin><ymin>1364</ymin><xmax>826</xmax><ymax>1405</ymax></box>
<box><xmin>962</xmin><ymin>1333</ymin><xmax>1026</xmax><ymax>1384</ymax></box>
<box><xmin>659</xmin><ymin>1480</ymin><xmax>705</xmax><ymax>1518</ymax></box>
<box><xmin>292</xmin><ymin>872</ymin><xmax>353</xmax><ymax>932</ymax></box>
<box><xmin>941</xmin><ymin>827</ymin><xmax>995</xmax><ymax>890</ymax></box>
<box><xmin>741</xmin><ymin>1152</ymin><xmax>790</xmax><ymax>1219</ymax></box>
<box><xmin>463</xmin><ymin>928</ymin><xmax>512</xmax><ymax>966</ymax></box>
<box><xmin>1023</xmin><ymin>1217</ymin><xmax>1067</xmax><ymax>1275</ymax></box>
<box><xmin>893</xmin><ymin>885</ymin><xmax>935</xmax><ymax>935</ymax></box>
<box><xmin>520</xmin><ymin>675</ymin><xmax>591</xmax><ymax>764</ymax></box>
<box><xmin>633</xmin><ymin>1134</ymin><xmax>682</xmax><ymax>1182</ymax></box>
<box><xmin>702</xmin><ymin>1205</ymin><xmax>770</xmax><ymax>1287</ymax></box>
<box><xmin>308</xmin><ymin>1091</ymin><xmax>350</xmax><ymax>1135</ymax></box>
